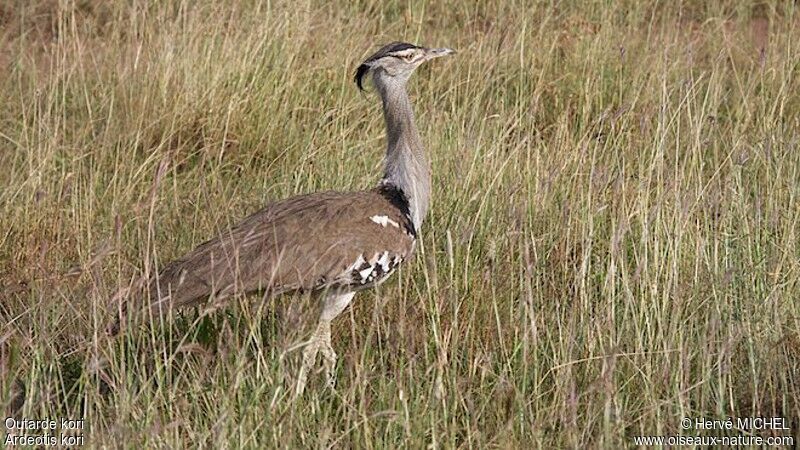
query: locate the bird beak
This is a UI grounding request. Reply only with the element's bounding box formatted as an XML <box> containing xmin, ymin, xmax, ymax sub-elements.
<box><xmin>424</xmin><ymin>47</ymin><xmax>455</xmax><ymax>60</ymax></box>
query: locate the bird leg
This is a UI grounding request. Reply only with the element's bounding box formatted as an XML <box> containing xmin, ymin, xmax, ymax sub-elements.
<box><xmin>294</xmin><ymin>292</ymin><xmax>355</xmax><ymax>397</ymax></box>
<box><xmin>317</xmin><ymin>326</ymin><xmax>338</xmax><ymax>388</ymax></box>
<box><xmin>295</xmin><ymin>319</ymin><xmax>331</xmax><ymax>397</ymax></box>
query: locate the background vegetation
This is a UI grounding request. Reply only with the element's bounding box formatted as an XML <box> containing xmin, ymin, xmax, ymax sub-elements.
<box><xmin>1</xmin><ymin>0</ymin><xmax>799</xmax><ymax>447</ymax></box>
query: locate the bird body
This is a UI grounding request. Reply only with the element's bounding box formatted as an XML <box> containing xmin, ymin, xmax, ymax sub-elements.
<box><xmin>146</xmin><ymin>185</ymin><xmax>416</xmax><ymax>312</ymax></box>
<box><xmin>112</xmin><ymin>42</ymin><xmax>454</xmax><ymax>395</ymax></box>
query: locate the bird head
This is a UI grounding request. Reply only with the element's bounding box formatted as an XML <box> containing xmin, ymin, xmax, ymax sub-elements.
<box><xmin>355</xmin><ymin>42</ymin><xmax>454</xmax><ymax>91</ymax></box>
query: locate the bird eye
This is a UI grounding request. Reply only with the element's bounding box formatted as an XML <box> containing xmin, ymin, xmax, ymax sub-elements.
<box><xmin>403</xmin><ymin>54</ymin><xmax>414</xmax><ymax>61</ymax></box>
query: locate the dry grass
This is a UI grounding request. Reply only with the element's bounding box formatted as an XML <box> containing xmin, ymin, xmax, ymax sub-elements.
<box><xmin>1</xmin><ymin>0</ymin><xmax>799</xmax><ymax>447</ymax></box>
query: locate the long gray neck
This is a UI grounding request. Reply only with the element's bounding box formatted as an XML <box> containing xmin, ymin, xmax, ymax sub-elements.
<box><xmin>374</xmin><ymin>74</ymin><xmax>431</xmax><ymax>231</ymax></box>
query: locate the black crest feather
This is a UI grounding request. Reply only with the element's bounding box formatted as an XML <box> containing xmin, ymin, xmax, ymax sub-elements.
<box><xmin>355</xmin><ymin>64</ymin><xmax>370</xmax><ymax>90</ymax></box>
<box><xmin>354</xmin><ymin>42</ymin><xmax>420</xmax><ymax>90</ymax></box>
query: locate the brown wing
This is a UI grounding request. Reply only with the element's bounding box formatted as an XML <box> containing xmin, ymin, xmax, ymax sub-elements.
<box><xmin>142</xmin><ymin>185</ymin><xmax>416</xmax><ymax>314</ymax></box>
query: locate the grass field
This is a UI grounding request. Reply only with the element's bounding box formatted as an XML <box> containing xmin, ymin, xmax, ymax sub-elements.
<box><xmin>1</xmin><ymin>0</ymin><xmax>799</xmax><ymax>447</ymax></box>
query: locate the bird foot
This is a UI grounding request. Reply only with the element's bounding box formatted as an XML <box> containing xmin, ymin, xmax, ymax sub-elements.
<box><xmin>320</xmin><ymin>343</ymin><xmax>337</xmax><ymax>389</ymax></box>
<box><xmin>295</xmin><ymin>340</ymin><xmax>319</xmax><ymax>398</ymax></box>
<box><xmin>294</xmin><ymin>320</ymin><xmax>337</xmax><ymax>397</ymax></box>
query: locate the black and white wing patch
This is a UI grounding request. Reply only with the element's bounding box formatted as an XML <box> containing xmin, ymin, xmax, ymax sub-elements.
<box><xmin>339</xmin><ymin>251</ymin><xmax>405</xmax><ymax>288</ymax></box>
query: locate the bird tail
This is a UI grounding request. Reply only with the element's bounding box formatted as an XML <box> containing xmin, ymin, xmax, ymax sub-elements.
<box><xmin>106</xmin><ymin>275</ymin><xmax>146</xmax><ymax>336</ymax></box>
<box><xmin>106</xmin><ymin>262</ymin><xmax>212</xmax><ymax>336</ymax></box>
<box><xmin>106</xmin><ymin>273</ymin><xmax>175</xmax><ymax>336</ymax></box>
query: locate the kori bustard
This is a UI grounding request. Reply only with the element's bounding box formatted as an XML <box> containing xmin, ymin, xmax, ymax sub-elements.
<box><xmin>110</xmin><ymin>42</ymin><xmax>454</xmax><ymax>395</ymax></box>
